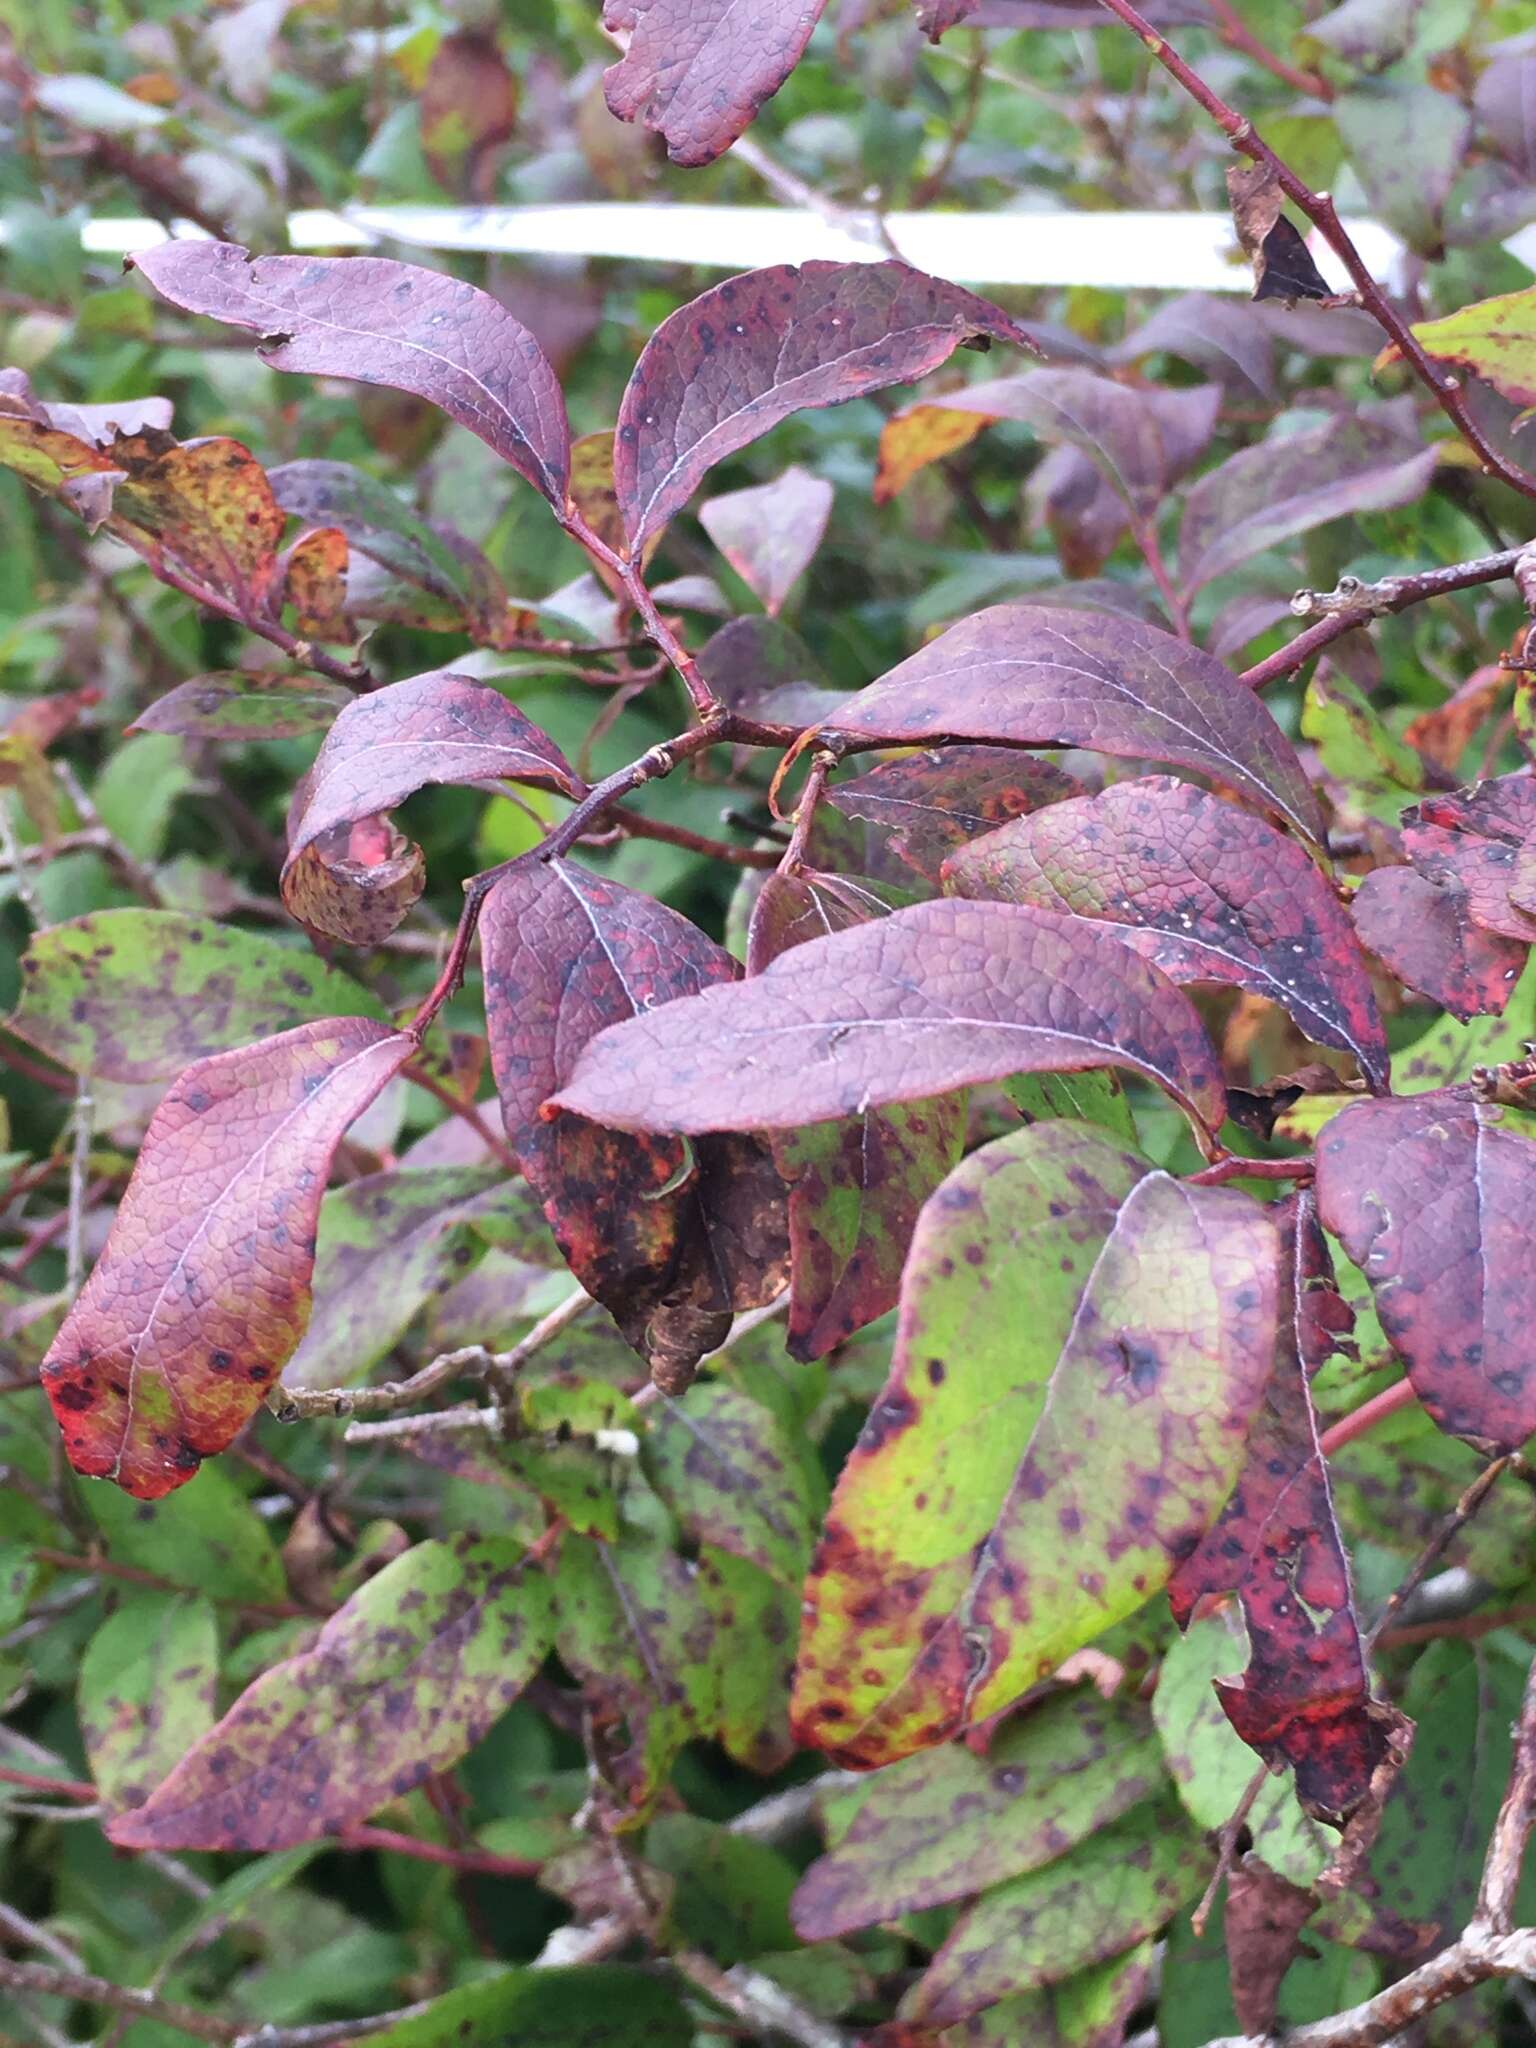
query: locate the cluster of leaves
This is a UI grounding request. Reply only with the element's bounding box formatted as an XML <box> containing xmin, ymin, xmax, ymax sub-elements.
<box><xmin>6</xmin><ymin>2</ymin><xmax>1536</xmax><ymax>2046</ymax></box>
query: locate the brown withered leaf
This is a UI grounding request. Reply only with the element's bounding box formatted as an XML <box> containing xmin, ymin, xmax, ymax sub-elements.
<box><xmin>1225</xmin><ymin>1856</ymin><xmax>1320</xmax><ymax>2036</ymax></box>
<box><xmin>481</xmin><ymin>860</ymin><xmax>786</xmax><ymax>1384</ymax></box>
<box><xmin>281</xmin><ymin>817</ymin><xmax>426</xmax><ymax>946</ymax></box>
<box><xmin>1227</xmin><ymin>162</ymin><xmax>1341</xmax><ymax>305</ymax></box>
<box><xmin>41</xmin><ymin>1017</ymin><xmax>412</xmax><ymax>1499</ymax></box>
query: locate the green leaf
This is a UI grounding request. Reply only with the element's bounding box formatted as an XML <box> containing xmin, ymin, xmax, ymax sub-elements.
<box><xmin>1004</xmin><ymin>1068</ymin><xmax>1137</xmax><ymax>1144</ymax></box>
<box><xmin>10</xmin><ymin>910</ymin><xmax>386</xmax><ymax>1082</ymax></box>
<box><xmin>793</xmin><ymin>1121</ymin><xmax>1279</xmax><ymax>1767</ymax></box>
<box><xmin>697</xmin><ymin>1548</ymin><xmax>797</xmax><ymax>1773</ymax></box>
<box><xmin>1302</xmin><ymin>672</ymin><xmax>1424</xmax><ymax>826</ymax></box>
<box><xmin>79</xmin><ymin>1591</ymin><xmax>217</xmax><ymax>1811</ymax></box>
<box><xmin>643</xmin><ymin>1383</ymin><xmax>815</xmax><ymax>1581</ymax></box>
<box><xmin>1393</xmin><ymin>955</ymin><xmax>1536</xmax><ymax>1093</ymax></box>
<box><xmin>359</xmin><ymin>1965</ymin><xmax>693</xmax><ymax>2047</ymax></box>
<box><xmin>903</xmin><ymin>1790</ymin><xmax>1210</xmax><ymax>2025</ymax></box>
<box><xmin>0</xmin><ymin>1542</ymin><xmax>37</xmax><ymax>1631</ymax></box>
<box><xmin>935</xmin><ymin>1941</ymin><xmax>1156</xmax><ymax>2047</ymax></box>
<box><xmin>130</xmin><ymin>672</ymin><xmax>351</xmax><ymax>743</ymax></box>
<box><xmin>1390</xmin><ymin>283</ymin><xmax>1536</xmax><ymax>408</ymax></box>
<box><xmin>106</xmin><ymin>1537</ymin><xmax>552</xmax><ymax>1851</ymax></box>
<box><xmin>1153</xmin><ymin>1614</ymin><xmax>1331</xmax><ymax>1888</ymax></box>
<box><xmin>84</xmin><ymin>1462</ymin><xmax>287</xmax><ymax>1605</ymax></box>
<box><xmin>794</xmin><ymin>1686</ymin><xmax>1166</xmax><ymax>1938</ymax></box>
<box><xmin>646</xmin><ymin>1814</ymin><xmax>798</xmax><ymax>1964</ymax></box>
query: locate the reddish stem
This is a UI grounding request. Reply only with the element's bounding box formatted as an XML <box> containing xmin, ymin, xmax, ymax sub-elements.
<box><xmin>403</xmin><ymin>1061</ymin><xmax>520</xmax><ymax>1176</ymax></box>
<box><xmin>1317</xmin><ymin>1375</ymin><xmax>1418</xmax><ymax>1455</ymax></box>
<box><xmin>333</xmin><ymin>1825</ymin><xmax>542</xmax><ymax>1878</ymax></box>
<box><xmin>1093</xmin><ymin>0</ymin><xmax>1536</xmax><ymax>501</ymax></box>
<box><xmin>1206</xmin><ymin>0</ymin><xmax>1333</xmax><ymax>99</ymax></box>
<box><xmin>1184</xmin><ymin>1152</ymin><xmax>1314</xmax><ymax>1187</ymax></box>
<box><xmin>0</xmin><ymin>1763</ymin><xmax>96</xmax><ymax>1803</ymax></box>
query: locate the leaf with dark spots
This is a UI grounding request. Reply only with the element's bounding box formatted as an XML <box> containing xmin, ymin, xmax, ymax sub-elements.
<box><xmin>944</xmin><ymin>778</ymin><xmax>1388</xmax><ymax>1091</ymax></box>
<box><xmin>876</xmin><ymin>372</ymin><xmax>1221</xmax><ymax>517</ymax></box>
<box><xmin>79</xmin><ymin>1591</ymin><xmax>217</xmax><ymax>1812</ymax></box>
<box><xmin>1351</xmin><ymin>864</ymin><xmax>1528</xmax><ymax>1022</ymax></box>
<box><xmin>614</xmin><ymin>261</ymin><xmax>1039</xmax><ymax>546</ymax></box>
<box><xmin>481</xmin><ymin>859</ymin><xmax>787</xmax><ymax>1383</ymax></box>
<box><xmin>903</xmin><ymin>1790</ymin><xmax>1211</xmax><ymax>2025</ymax></box>
<box><xmin>790</xmin><ymin>1120</ymin><xmax>1278</xmax><ymax>1768</ymax></box>
<box><xmin>40</xmin><ymin>1016</ymin><xmax>413</xmax><ymax>1499</ymax></box>
<box><xmin>1168</xmin><ymin>1193</ymin><xmax>1383</xmax><ymax>1825</ymax></box>
<box><xmin>824</xmin><ymin>606</ymin><xmax>1325</xmax><ymax>847</ymax></box>
<box><xmin>602</xmin><ymin>0</ymin><xmax>827</xmax><ymax>167</ymax></box>
<box><xmin>1399</xmin><ymin>772</ymin><xmax>1536</xmax><ymax>942</ymax></box>
<box><xmin>643</xmin><ymin>1383</ymin><xmax>815</xmax><ymax>1581</ymax></box>
<box><xmin>129</xmin><ymin>243</ymin><xmax>571</xmax><ymax>508</ymax></box>
<box><xmin>131</xmin><ymin>671</ymin><xmax>350</xmax><ymax>743</ymax></box>
<box><xmin>280</xmin><ymin>817</ymin><xmax>427</xmax><ymax>948</ymax></box>
<box><xmin>107</xmin><ymin>1536</ymin><xmax>550</xmax><ymax>1849</ymax></box>
<box><xmin>792</xmin><ymin>1687</ymin><xmax>1163</xmax><ymax>1938</ymax></box>
<box><xmin>1224</xmin><ymin>1857</ymin><xmax>1321</xmax><ymax>2038</ymax></box>
<box><xmin>282</xmin><ymin>1166</ymin><xmax>556</xmax><ymax>1393</ymax></box>
<box><xmin>9</xmin><ymin>909</ymin><xmax>388</xmax><ymax>1083</ymax></box>
<box><xmin>699</xmin><ymin>464</ymin><xmax>832</xmax><ymax>615</ymax></box>
<box><xmin>269</xmin><ymin>459</ymin><xmax>509</xmax><ymax>641</ymax></box>
<box><xmin>747</xmin><ymin>872</ymin><xmax>964</xmax><ymax>1357</ymax></box>
<box><xmin>279</xmin><ymin>524</ymin><xmax>349</xmax><ymax>638</ymax></box>
<box><xmin>99</xmin><ymin>428</ymin><xmax>289</xmax><ymax>614</ymax></box>
<box><xmin>1378</xmin><ymin>282</ymin><xmax>1536</xmax><ymax>409</ymax></box>
<box><xmin>551</xmin><ymin>897</ymin><xmax>1229</xmax><ymax>1142</ymax></box>
<box><xmin>1177</xmin><ymin>416</ymin><xmax>1438</xmax><ymax>597</ymax></box>
<box><xmin>828</xmin><ymin>747</ymin><xmax>1082</xmax><ymax>886</ymax></box>
<box><xmin>1315</xmin><ymin>1088</ymin><xmax>1536</xmax><ymax>1451</ymax></box>
<box><xmin>698</xmin><ymin>1549</ymin><xmax>799</xmax><ymax>1774</ymax></box>
<box><xmin>286</xmin><ymin>668</ymin><xmax>578</xmax><ymax>865</ymax></box>
<box><xmin>552</xmin><ymin>1524</ymin><xmax>720</xmax><ymax>1813</ymax></box>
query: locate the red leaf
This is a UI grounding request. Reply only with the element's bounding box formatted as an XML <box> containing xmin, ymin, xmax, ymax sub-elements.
<box><xmin>1351</xmin><ymin>863</ymin><xmax>1527</xmax><ymax>1022</ymax></box>
<box><xmin>1400</xmin><ymin>772</ymin><xmax>1536</xmax><ymax>942</ymax></box>
<box><xmin>41</xmin><ymin>1018</ymin><xmax>413</xmax><ymax>1499</ymax></box>
<box><xmin>1169</xmin><ymin>1193</ymin><xmax>1384</xmax><ymax>1824</ymax></box>
<box><xmin>603</xmin><ymin>0</ymin><xmax>827</xmax><ymax>167</ymax></box>
<box><xmin>828</xmin><ymin>747</ymin><xmax>1081</xmax><ymax>886</ymax></box>
<box><xmin>129</xmin><ymin>243</ymin><xmax>571</xmax><ymax>509</ymax></box>
<box><xmin>825</xmin><ymin>606</ymin><xmax>1325</xmax><ymax>847</ymax></box>
<box><xmin>699</xmin><ymin>464</ymin><xmax>833</xmax><ymax>615</ymax></box>
<box><xmin>1314</xmin><ymin>1088</ymin><xmax>1536</xmax><ymax>1451</ymax></box>
<box><xmin>748</xmin><ymin>871</ymin><xmax>965</xmax><ymax>1360</ymax></box>
<box><xmin>615</xmin><ymin>261</ymin><xmax>1039</xmax><ymax>546</ymax></box>
<box><xmin>945</xmin><ymin>777</ymin><xmax>1388</xmax><ymax>1089</ymax></box>
<box><xmin>286</xmin><ymin>668</ymin><xmax>578</xmax><ymax>864</ymax></box>
<box><xmin>549</xmin><ymin>897</ymin><xmax>1228</xmax><ymax>1138</ymax></box>
<box><xmin>481</xmin><ymin>860</ymin><xmax>787</xmax><ymax>1381</ymax></box>
<box><xmin>420</xmin><ymin>29</ymin><xmax>518</xmax><ymax>198</ymax></box>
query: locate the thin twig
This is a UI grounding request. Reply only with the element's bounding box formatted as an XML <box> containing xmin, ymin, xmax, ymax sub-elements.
<box><xmin>1317</xmin><ymin>1377</ymin><xmax>1418</xmax><ymax>1456</ymax></box>
<box><xmin>0</xmin><ymin>802</ymin><xmax>44</xmax><ymax>928</ymax></box>
<box><xmin>64</xmin><ymin>1078</ymin><xmax>92</xmax><ymax>1299</ymax></box>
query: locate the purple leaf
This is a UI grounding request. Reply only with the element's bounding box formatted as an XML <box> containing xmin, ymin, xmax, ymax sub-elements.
<box><xmin>1351</xmin><ymin>864</ymin><xmax>1528</xmax><ymax>1022</ymax></box>
<box><xmin>825</xmin><ymin>605</ymin><xmax>1325</xmax><ymax>846</ymax></box>
<box><xmin>286</xmin><ymin>669</ymin><xmax>578</xmax><ymax>864</ymax></box>
<box><xmin>129</xmin><ymin>243</ymin><xmax>571</xmax><ymax>508</ymax></box>
<box><xmin>944</xmin><ymin>776</ymin><xmax>1388</xmax><ymax>1090</ymax></box>
<box><xmin>603</xmin><ymin>0</ymin><xmax>828</xmax><ymax>167</ymax></box>
<box><xmin>699</xmin><ymin>464</ymin><xmax>833</xmax><ymax>615</ymax></box>
<box><xmin>1315</xmin><ymin>1088</ymin><xmax>1536</xmax><ymax>1451</ymax></box>
<box><xmin>615</xmin><ymin>261</ymin><xmax>1039</xmax><ymax>546</ymax></box>
<box><xmin>829</xmin><ymin>746</ymin><xmax>1082</xmax><ymax>886</ymax></box>
<box><xmin>1400</xmin><ymin>774</ymin><xmax>1536</xmax><ymax>942</ymax></box>
<box><xmin>549</xmin><ymin>897</ymin><xmax>1228</xmax><ymax>1138</ymax></box>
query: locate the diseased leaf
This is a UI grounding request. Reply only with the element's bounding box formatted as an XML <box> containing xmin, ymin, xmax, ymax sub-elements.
<box><xmin>877</xmin><ymin>372</ymin><xmax>1221</xmax><ymax>516</ymax></box>
<box><xmin>420</xmin><ymin>29</ymin><xmax>518</xmax><ymax>198</ymax></box>
<box><xmin>698</xmin><ymin>1548</ymin><xmax>799</xmax><ymax>1773</ymax></box>
<box><xmin>829</xmin><ymin>747</ymin><xmax>1081</xmax><ymax>886</ymax></box>
<box><xmin>83</xmin><ymin>1462</ymin><xmax>287</xmax><ymax>1605</ymax></box>
<box><xmin>934</xmin><ymin>1944</ymin><xmax>1157</xmax><ymax>2048</ymax></box>
<box><xmin>615</xmin><ymin>262</ymin><xmax>1038</xmax><ymax>545</ymax></box>
<box><xmin>97</xmin><ymin>428</ymin><xmax>288</xmax><ymax>613</ymax></box>
<box><xmin>41</xmin><ymin>1017</ymin><xmax>413</xmax><ymax>1498</ymax></box>
<box><xmin>699</xmin><ymin>464</ymin><xmax>832</xmax><ymax>614</ymax></box>
<box><xmin>130</xmin><ymin>671</ymin><xmax>350</xmax><ymax>742</ymax></box>
<box><xmin>1351</xmin><ymin>864</ymin><xmax>1528</xmax><ymax>1022</ymax></box>
<box><xmin>551</xmin><ymin>898</ymin><xmax>1229</xmax><ymax>1141</ymax></box>
<box><xmin>903</xmin><ymin>1789</ymin><xmax>1211</xmax><ymax>2025</ymax></box>
<box><xmin>1168</xmin><ymin>1193</ymin><xmax>1382</xmax><ymax>1824</ymax></box>
<box><xmin>282</xmin><ymin>1166</ymin><xmax>556</xmax><ymax>1391</ymax></box>
<box><xmin>130</xmin><ymin>243</ymin><xmax>572</xmax><ymax>508</ymax></box>
<box><xmin>1399</xmin><ymin>774</ymin><xmax>1536</xmax><ymax>943</ymax></box>
<box><xmin>280</xmin><ymin>818</ymin><xmax>427</xmax><ymax>947</ymax></box>
<box><xmin>945</xmin><ymin>778</ymin><xmax>1388</xmax><ymax>1091</ymax></box>
<box><xmin>1224</xmin><ymin>1858</ymin><xmax>1323</xmax><ymax>2038</ymax></box>
<box><xmin>643</xmin><ymin>1382</ymin><xmax>815</xmax><ymax>1581</ymax></box>
<box><xmin>1178</xmin><ymin>417</ymin><xmax>1437</xmax><ymax>596</ymax></box>
<box><xmin>1303</xmin><ymin>669</ymin><xmax>1425</xmax><ymax>826</ymax></box>
<box><xmin>1227</xmin><ymin>163</ymin><xmax>1338</xmax><ymax>306</ymax></box>
<box><xmin>1392</xmin><ymin>958</ymin><xmax>1536</xmax><ymax>1094</ymax></box>
<box><xmin>107</xmin><ymin>1535</ymin><xmax>551</xmax><ymax>1849</ymax></box>
<box><xmin>1315</xmin><ymin>1088</ymin><xmax>1536</xmax><ymax>1450</ymax></box>
<box><xmin>825</xmin><ymin>606</ymin><xmax>1325</xmax><ymax>845</ymax></box>
<box><xmin>482</xmin><ymin>859</ymin><xmax>788</xmax><ymax>1383</ymax></box>
<box><xmin>791</xmin><ymin>1121</ymin><xmax>1278</xmax><ymax>1767</ymax></box>
<box><xmin>9</xmin><ymin>910</ymin><xmax>387</xmax><ymax>1083</ymax></box>
<box><xmin>358</xmin><ymin>1966</ymin><xmax>691</xmax><ymax>2048</ymax></box>
<box><xmin>286</xmin><ymin>668</ymin><xmax>578</xmax><ymax>864</ymax></box>
<box><xmin>603</xmin><ymin>0</ymin><xmax>827</xmax><ymax>166</ymax></box>
<box><xmin>792</xmin><ymin>1687</ymin><xmax>1164</xmax><ymax>1938</ymax></box>
<box><xmin>80</xmin><ymin>1591</ymin><xmax>217</xmax><ymax>1811</ymax></box>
